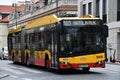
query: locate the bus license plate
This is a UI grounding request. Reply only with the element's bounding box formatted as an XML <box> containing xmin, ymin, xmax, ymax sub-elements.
<box><xmin>79</xmin><ymin>64</ymin><xmax>88</xmax><ymax>68</ymax></box>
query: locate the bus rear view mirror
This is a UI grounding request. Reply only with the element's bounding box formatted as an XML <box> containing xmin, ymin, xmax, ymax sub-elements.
<box><xmin>103</xmin><ymin>25</ymin><xmax>109</xmax><ymax>37</ymax></box>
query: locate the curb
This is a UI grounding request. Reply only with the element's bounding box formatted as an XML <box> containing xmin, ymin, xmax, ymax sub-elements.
<box><xmin>106</xmin><ymin>62</ymin><xmax>120</xmax><ymax>65</ymax></box>
<box><xmin>0</xmin><ymin>73</ymin><xmax>9</xmax><ymax>79</ymax></box>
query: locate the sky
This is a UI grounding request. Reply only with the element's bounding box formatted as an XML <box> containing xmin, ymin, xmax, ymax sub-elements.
<box><xmin>0</xmin><ymin>0</ymin><xmax>27</xmax><ymax>5</ymax></box>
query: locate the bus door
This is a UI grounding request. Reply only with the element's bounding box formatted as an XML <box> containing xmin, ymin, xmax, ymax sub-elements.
<box><xmin>51</xmin><ymin>30</ymin><xmax>58</xmax><ymax>68</ymax></box>
<box><xmin>8</xmin><ymin>35</ymin><xmax>13</xmax><ymax>60</ymax></box>
<box><xmin>20</xmin><ymin>27</ymin><xmax>26</xmax><ymax>64</ymax></box>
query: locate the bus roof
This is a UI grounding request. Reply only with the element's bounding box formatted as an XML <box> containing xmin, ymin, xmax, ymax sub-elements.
<box><xmin>8</xmin><ymin>14</ymin><xmax>101</xmax><ymax>34</ymax></box>
<box><xmin>8</xmin><ymin>26</ymin><xmax>22</xmax><ymax>34</ymax></box>
<box><xmin>26</xmin><ymin>14</ymin><xmax>100</xmax><ymax>29</ymax></box>
<box><xmin>26</xmin><ymin>14</ymin><xmax>61</xmax><ymax>29</ymax></box>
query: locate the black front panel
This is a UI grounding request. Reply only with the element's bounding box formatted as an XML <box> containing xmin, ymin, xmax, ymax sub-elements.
<box><xmin>59</xmin><ymin>20</ymin><xmax>105</xmax><ymax>57</ymax></box>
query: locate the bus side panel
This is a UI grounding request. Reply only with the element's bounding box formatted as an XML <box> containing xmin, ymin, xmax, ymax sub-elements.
<box><xmin>34</xmin><ymin>51</ymin><xmax>45</xmax><ymax>66</ymax></box>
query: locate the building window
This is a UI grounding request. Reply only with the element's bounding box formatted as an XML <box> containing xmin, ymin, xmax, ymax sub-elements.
<box><xmin>117</xmin><ymin>0</ymin><xmax>120</xmax><ymax>21</ymax></box>
<box><xmin>88</xmin><ymin>2</ymin><xmax>92</xmax><ymax>14</ymax></box>
<box><xmin>44</xmin><ymin>0</ymin><xmax>48</xmax><ymax>5</ymax></box>
<box><xmin>103</xmin><ymin>0</ymin><xmax>107</xmax><ymax>23</ymax></box>
<box><xmin>103</xmin><ymin>0</ymin><xmax>106</xmax><ymax>14</ymax></box>
<box><xmin>96</xmin><ymin>0</ymin><xmax>100</xmax><ymax>17</ymax></box>
<box><xmin>83</xmin><ymin>4</ymin><xmax>86</xmax><ymax>15</ymax></box>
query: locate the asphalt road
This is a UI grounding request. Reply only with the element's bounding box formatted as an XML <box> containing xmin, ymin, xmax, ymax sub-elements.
<box><xmin>0</xmin><ymin>60</ymin><xmax>120</xmax><ymax>80</ymax></box>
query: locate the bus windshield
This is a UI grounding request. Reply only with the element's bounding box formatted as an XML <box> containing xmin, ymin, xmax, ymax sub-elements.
<box><xmin>60</xmin><ymin>25</ymin><xmax>104</xmax><ymax>56</ymax></box>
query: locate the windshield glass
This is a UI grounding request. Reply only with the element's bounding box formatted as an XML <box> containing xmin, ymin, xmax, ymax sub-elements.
<box><xmin>60</xmin><ymin>25</ymin><xmax>104</xmax><ymax>55</ymax></box>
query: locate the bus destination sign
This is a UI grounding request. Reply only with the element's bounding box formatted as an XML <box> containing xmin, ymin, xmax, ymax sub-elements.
<box><xmin>63</xmin><ymin>20</ymin><xmax>101</xmax><ymax>26</ymax></box>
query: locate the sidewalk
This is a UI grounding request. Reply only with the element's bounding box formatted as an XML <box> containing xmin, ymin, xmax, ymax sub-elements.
<box><xmin>0</xmin><ymin>72</ymin><xmax>9</xmax><ymax>79</ymax></box>
<box><xmin>106</xmin><ymin>62</ymin><xmax>120</xmax><ymax>65</ymax></box>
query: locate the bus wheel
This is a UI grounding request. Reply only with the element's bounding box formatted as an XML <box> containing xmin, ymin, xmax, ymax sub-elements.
<box><xmin>12</xmin><ymin>54</ymin><xmax>16</xmax><ymax>63</ymax></box>
<box><xmin>82</xmin><ymin>68</ymin><xmax>90</xmax><ymax>72</ymax></box>
<box><xmin>45</xmin><ymin>55</ymin><xmax>51</xmax><ymax>71</ymax></box>
<box><xmin>26</xmin><ymin>60</ymin><xmax>30</xmax><ymax>66</ymax></box>
<box><xmin>26</xmin><ymin>54</ymin><xmax>30</xmax><ymax>66</ymax></box>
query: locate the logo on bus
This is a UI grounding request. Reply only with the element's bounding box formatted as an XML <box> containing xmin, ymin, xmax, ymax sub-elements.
<box><xmin>80</xmin><ymin>57</ymin><xmax>87</xmax><ymax>61</ymax></box>
<box><xmin>96</xmin><ymin>55</ymin><xmax>103</xmax><ymax>59</ymax></box>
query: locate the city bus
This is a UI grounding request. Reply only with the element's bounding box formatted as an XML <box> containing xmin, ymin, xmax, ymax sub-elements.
<box><xmin>8</xmin><ymin>14</ymin><xmax>108</xmax><ymax>71</ymax></box>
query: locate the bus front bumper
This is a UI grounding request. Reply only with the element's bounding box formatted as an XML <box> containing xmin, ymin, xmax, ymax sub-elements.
<box><xmin>59</xmin><ymin>61</ymin><xmax>105</xmax><ymax>69</ymax></box>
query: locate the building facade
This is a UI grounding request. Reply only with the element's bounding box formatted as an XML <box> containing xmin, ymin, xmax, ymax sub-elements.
<box><xmin>78</xmin><ymin>0</ymin><xmax>120</xmax><ymax>61</ymax></box>
<box><xmin>0</xmin><ymin>5</ymin><xmax>14</xmax><ymax>49</ymax></box>
<box><xmin>9</xmin><ymin>0</ymin><xmax>78</xmax><ymax>30</ymax></box>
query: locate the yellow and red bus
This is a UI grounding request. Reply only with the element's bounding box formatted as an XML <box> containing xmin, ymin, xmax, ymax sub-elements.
<box><xmin>8</xmin><ymin>14</ymin><xmax>108</xmax><ymax>71</ymax></box>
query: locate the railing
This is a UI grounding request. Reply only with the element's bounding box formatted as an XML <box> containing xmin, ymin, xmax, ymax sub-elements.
<box><xmin>9</xmin><ymin>0</ymin><xmax>77</xmax><ymax>24</ymax></box>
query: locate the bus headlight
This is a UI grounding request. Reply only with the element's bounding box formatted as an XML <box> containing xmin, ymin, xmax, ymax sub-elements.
<box><xmin>61</xmin><ymin>62</ymin><xmax>68</xmax><ymax>64</ymax></box>
<box><xmin>98</xmin><ymin>60</ymin><xmax>104</xmax><ymax>64</ymax></box>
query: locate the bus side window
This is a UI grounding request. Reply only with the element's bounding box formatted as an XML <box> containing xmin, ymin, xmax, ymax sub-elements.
<box><xmin>40</xmin><ymin>32</ymin><xmax>45</xmax><ymax>50</ymax></box>
<box><xmin>46</xmin><ymin>30</ymin><xmax>51</xmax><ymax>50</ymax></box>
<box><xmin>8</xmin><ymin>36</ymin><xmax>13</xmax><ymax>50</ymax></box>
<box><xmin>29</xmin><ymin>34</ymin><xmax>33</xmax><ymax>45</ymax></box>
<box><xmin>12</xmin><ymin>36</ymin><xmax>16</xmax><ymax>49</ymax></box>
<box><xmin>32</xmin><ymin>33</ymin><xmax>35</xmax><ymax>43</ymax></box>
<box><xmin>24</xmin><ymin>34</ymin><xmax>27</xmax><ymax>43</ymax></box>
<box><xmin>27</xmin><ymin>34</ymin><xmax>30</xmax><ymax>50</ymax></box>
<box><xmin>38</xmin><ymin>32</ymin><xmax>42</xmax><ymax>49</ymax></box>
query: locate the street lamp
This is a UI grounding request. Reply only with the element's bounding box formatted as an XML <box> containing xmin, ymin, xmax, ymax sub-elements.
<box><xmin>56</xmin><ymin>0</ymin><xmax>58</xmax><ymax>17</ymax></box>
<box><xmin>12</xmin><ymin>2</ymin><xmax>17</xmax><ymax>29</ymax></box>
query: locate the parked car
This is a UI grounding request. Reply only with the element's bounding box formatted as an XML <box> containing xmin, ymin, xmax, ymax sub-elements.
<box><xmin>0</xmin><ymin>47</ymin><xmax>8</xmax><ymax>60</ymax></box>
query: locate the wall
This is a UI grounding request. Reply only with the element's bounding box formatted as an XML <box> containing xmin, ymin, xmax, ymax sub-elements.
<box><xmin>78</xmin><ymin>0</ymin><xmax>118</xmax><ymax>23</ymax></box>
<box><xmin>117</xmin><ymin>32</ymin><xmax>120</xmax><ymax>60</ymax></box>
<box><xmin>0</xmin><ymin>23</ymin><xmax>8</xmax><ymax>50</ymax></box>
<box><xmin>107</xmin><ymin>0</ymin><xmax>117</xmax><ymax>23</ymax></box>
<box><xmin>78</xmin><ymin>0</ymin><xmax>96</xmax><ymax>17</ymax></box>
<box><xmin>107</xmin><ymin>28</ymin><xmax>117</xmax><ymax>61</ymax></box>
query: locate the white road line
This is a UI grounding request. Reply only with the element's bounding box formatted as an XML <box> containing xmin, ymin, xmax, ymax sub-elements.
<box><xmin>10</xmin><ymin>75</ymin><xmax>19</xmax><ymax>78</ymax></box>
<box><xmin>10</xmin><ymin>75</ymin><xmax>32</xmax><ymax>80</ymax></box>
<box><xmin>19</xmin><ymin>67</ymin><xmax>43</xmax><ymax>73</ymax></box>
<box><xmin>22</xmin><ymin>78</ymin><xmax>32</xmax><ymax>80</ymax></box>
<box><xmin>4</xmin><ymin>68</ymin><xmax>25</xmax><ymax>75</ymax></box>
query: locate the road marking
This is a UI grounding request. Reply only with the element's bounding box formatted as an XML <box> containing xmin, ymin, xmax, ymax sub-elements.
<box><xmin>4</xmin><ymin>68</ymin><xmax>25</xmax><ymax>75</ymax></box>
<box><xmin>19</xmin><ymin>67</ymin><xmax>43</xmax><ymax>73</ymax></box>
<box><xmin>22</xmin><ymin>78</ymin><xmax>32</xmax><ymax>80</ymax></box>
<box><xmin>10</xmin><ymin>76</ymin><xmax>32</xmax><ymax>80</ymax></box>
<box><xmin>10</xmin><ymin>75</ymin><xmax>19</xmax><ymax>78</ymax></box>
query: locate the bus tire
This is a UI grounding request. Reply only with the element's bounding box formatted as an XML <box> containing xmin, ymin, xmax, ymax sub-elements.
<box><xmin>12</xmin><ymin>54</ymin><xmax>16</xmax><ymax>64</ymax></box>
<box><xmin>45</xmin><ymin>54</ymin><xmax>51</xmax><ymax>71</ymax></box>
<box><xmin>26</xmin><ymin>54</ymin><xmax>30</xmax><ymax>66</ymax></box>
